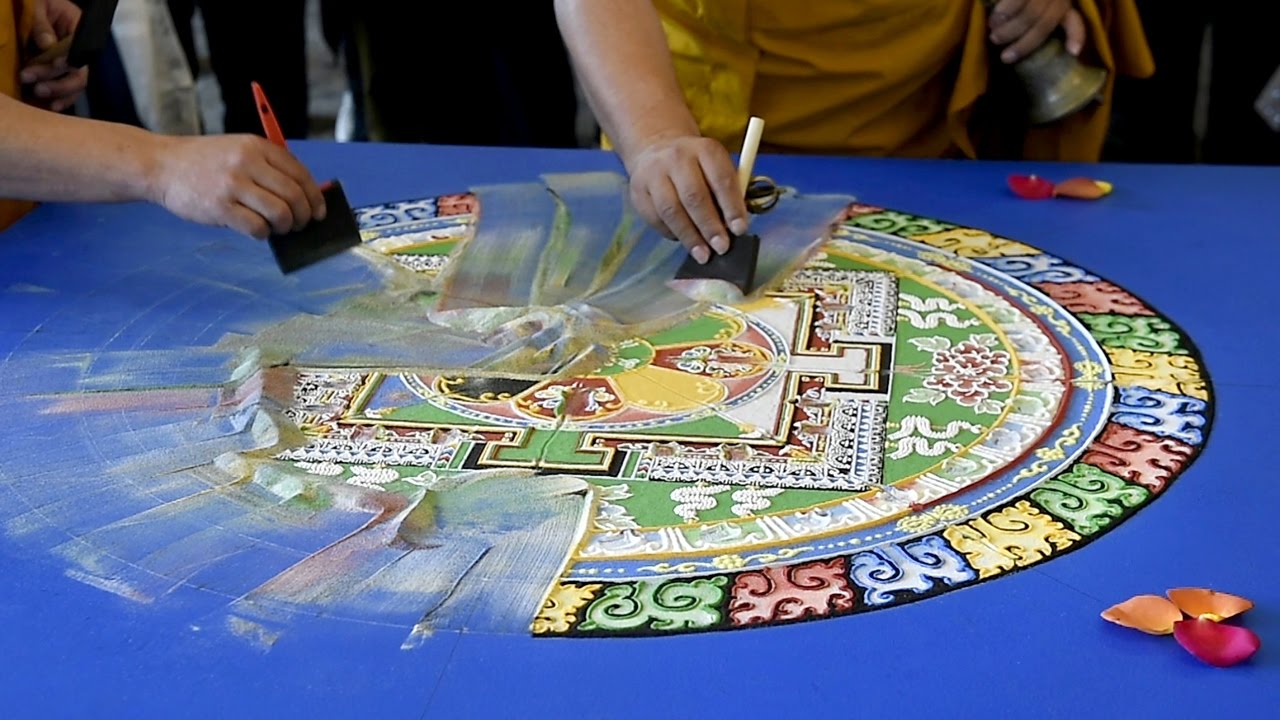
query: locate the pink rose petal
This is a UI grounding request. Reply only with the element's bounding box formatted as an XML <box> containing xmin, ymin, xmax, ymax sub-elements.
<box><xmin>1173</xmin><ymin>618</ymin><xmax>1262</xmax><ymax>668</ymax></box>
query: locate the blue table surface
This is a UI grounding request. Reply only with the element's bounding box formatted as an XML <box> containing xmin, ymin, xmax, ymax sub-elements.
<box><xmin>1</xmin><ymin>142</ymin><xmax>1277</xmax><ymax>718</ymax></box>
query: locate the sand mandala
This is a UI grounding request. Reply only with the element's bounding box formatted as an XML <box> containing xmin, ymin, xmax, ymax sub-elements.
<box><xmin>0</xmin><ymin>173</ymin><xmax>1211</xmax><ymax>642</ymax></box>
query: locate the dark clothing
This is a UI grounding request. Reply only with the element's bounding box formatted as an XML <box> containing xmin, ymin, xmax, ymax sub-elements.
<box><xmin>1107</xmin><ymin>4</ymin><xmax>1279</xmax><ymax>164</ymax></box>
<box><xmin>340</xmin><ymin>2</ymin><xmax>580</xmax><ymax>147</ymax></box>
<box><xmin>167</xmin><ymin>0</ymin><xmax>310</xmax><ymax>139</ymax></box>
<box><xmin>1201</xmin><ymin>13</ymin><xmax>1280</xmax><ymax>165</ymax></box>
<box><xmin>83</xmin><ymin>34</ymin><xmax>145</xmax><ymax>127</ymax></box>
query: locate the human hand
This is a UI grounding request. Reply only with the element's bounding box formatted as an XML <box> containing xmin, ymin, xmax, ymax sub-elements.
<box><xmin>20</xmin><ymin>0</ymin><xmax>88</xmax><ymax>113</ymax></box>
<box><xmin>150</xmin><ymin>135</ymin><xmax>328</xmax><ymax>239</ymax></box>
<box><xmin>987</xmin><ymin>0</ymin><xmax>1086</xmax><ymax>64</ymax></box>
<box><xmin>625</xmin><ymin>134</ymin><xmax>749</xmax><ymax>265</ymax></box>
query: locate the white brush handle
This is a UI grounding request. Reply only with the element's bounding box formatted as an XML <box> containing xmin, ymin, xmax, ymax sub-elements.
<box><xmin>737</xmin><ymin>116</ymin><xmax>765</xmax><ymax>194</ymax></box>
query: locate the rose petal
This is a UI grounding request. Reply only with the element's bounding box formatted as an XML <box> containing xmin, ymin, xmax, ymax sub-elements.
<box><xmin>1007</xmin><ymin>174</ymin><xmax>1056</xmax><ymax>200</ymax></box>
<box><xmin>1054</xmin><ymin>177</ymin><xmax>1111</xmax><ymax>200</ymax></box>
<box><xmin>1101</xmin><ymin>594</ymin><xmax>1184</xmax><ymax>635</ymax></box>
<box><xmin>1173</xmin><ymin>618</ymin><xmax>1262</xmax><ymax>667</ymax></box>
<box><xmin>1167</xmin><ymin>588</ymin><xmax>1254</xmax><ymax>621</ymax></box>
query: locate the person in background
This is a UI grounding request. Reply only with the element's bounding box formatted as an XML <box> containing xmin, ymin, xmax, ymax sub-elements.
<box><xmin>79</xmin><ymin>21</ymin><xmax>146</xmax><ymax>127</ymax></box>
<box><xmin>167</xmin><ymin>0</ymin><xmax>309</xmax><ymax>138</ymax></box>
<box><xmin>327</xmin><ymin>1</ymin><xmax>581</xmax><ymax>148</ymax></box>
<box><xmin>2</xmin><ymin>0</ymin><xmax>325</xmax><ymax>236</ymax></box>
<box><xmin>86</xmin><ymin>0</ymin><xmax>201</xmax><ymax>135</ymax></box>
<box><xmin>1105</xmin><ymin>3</ymin><xmax>1280</xmax><ymax>165</ymax></box>
<box><xmin>555</xmin><ymin>0</ymin><xmax>1153</xmax><ymax>264</ymax></box>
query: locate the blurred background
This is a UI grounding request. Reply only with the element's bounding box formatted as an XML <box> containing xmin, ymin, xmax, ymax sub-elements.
<box><xmin>85</xmin><ymin>0</ymin><xmax>601</xmax><ymax>148</ymax></box>
<box><xmin>189</xmin><ymin>3</ymin><xmax>600</xmax><ymax>145</ymax></box>
<box><xmin>80</xmin><ymin>0</ymin><xmax>1277</xmax><ymax>164</ymax></box>
<box><xmin>196</xmin><ymin>3</ymin><xmax>344</xmax><ymax>139</ymax></box>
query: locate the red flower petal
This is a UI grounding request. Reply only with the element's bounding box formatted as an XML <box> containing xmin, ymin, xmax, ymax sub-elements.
<box><xmin>1007</xmin><ymin>174</ymin><xmax>1056</xmax><ymax>200</ymax></box>
<box><xmin>1173</xmin><ymin>618</ymin><xmax>1262</xmax><ymax>667</ymax></box>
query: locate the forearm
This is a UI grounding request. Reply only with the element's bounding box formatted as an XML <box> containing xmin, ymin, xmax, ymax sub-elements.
<box><xmin>554</xmin><ymin>0</ymin><xmax>701</xmax><ymax>166</ymax></box>
<box><xmin>0</xmin><ymin>94</ymin><xmax>165</xmax><ymax>204</ymax></box>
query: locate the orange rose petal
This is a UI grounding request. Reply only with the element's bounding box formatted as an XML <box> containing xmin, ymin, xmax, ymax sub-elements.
<box><xmin>1101</xmin><ymin>594</ymin><xmax>1184</xmax><ymax>635</ymax></box>
<box><xmin>1167</xmin><ymin>588</ymin><xmax>1254</xmax><ymax>621</ymax></box>
<box><xmin>1054</xmin><ymin>177</ymin><xmax>1111</xmax><ymax>200</ymax></box>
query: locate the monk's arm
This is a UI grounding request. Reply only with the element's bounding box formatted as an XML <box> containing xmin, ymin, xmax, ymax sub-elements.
<box><xmin>0</xmin><ymin>93</ymin><xmax>325</xmax><ymax>238</ymax></box>
<box><xmin>553</xmin><ymin>0</ymin><xmax>698</xmax><ymax>164</ymax></box>
<box><xmin>554</xmin><ymin>0</ymin><xmax>748</xmax><ymax>264</ymax></box>
<box><xmin>0</xmin><ymin>92</ymin><xmax>164</xmax><ymax>203</ymax></box>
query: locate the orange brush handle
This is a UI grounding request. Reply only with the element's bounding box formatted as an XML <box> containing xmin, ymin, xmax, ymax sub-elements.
<box><xmin>251</xmin><ymin>81</ymin><xmax>287</xmax><ymax>148</ymax></box>
<box><xmin>251</xmin><ymin>81</ymin><xmax>332</xmax><ymax>191</ymax></box>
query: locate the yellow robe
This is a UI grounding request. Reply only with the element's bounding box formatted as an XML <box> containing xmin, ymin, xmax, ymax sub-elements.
<box><xmin>1</xmin><ymin>0</ymin><xmax>36</xmax><ymax>231</ymax></box>
<box><xmin>652</xmin><ymin>0</ymin><xmax>1154</xmax><ymax>161</ymax></box>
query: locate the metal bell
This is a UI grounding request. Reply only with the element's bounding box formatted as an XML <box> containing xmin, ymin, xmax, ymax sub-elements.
<box><xmin>981</xmin><ymin>2</ymin><xmax>1108</xmax><ymax>125</ymax></box>
<box><xmin>1012</xmin><ymin>36</ymin><xmax>1108</xmax><ymax>124</ymax></box>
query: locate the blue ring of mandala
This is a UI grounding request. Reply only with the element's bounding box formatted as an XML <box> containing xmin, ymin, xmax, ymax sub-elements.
<box><xmin>353</xmin><ymin>198</ymin><xmax>442</xmax><ymax>234</ymax></box>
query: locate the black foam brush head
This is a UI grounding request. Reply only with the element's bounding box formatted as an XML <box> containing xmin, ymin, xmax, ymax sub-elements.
<box><xmin>268</xmin><ymin>180</ymin><xmax>362</xmax><ymax>274</ymax></box>
<box><xmin>673</xmin><ymin>233</ymin><xmax>760</xmax><ymax>295</ymax></box>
